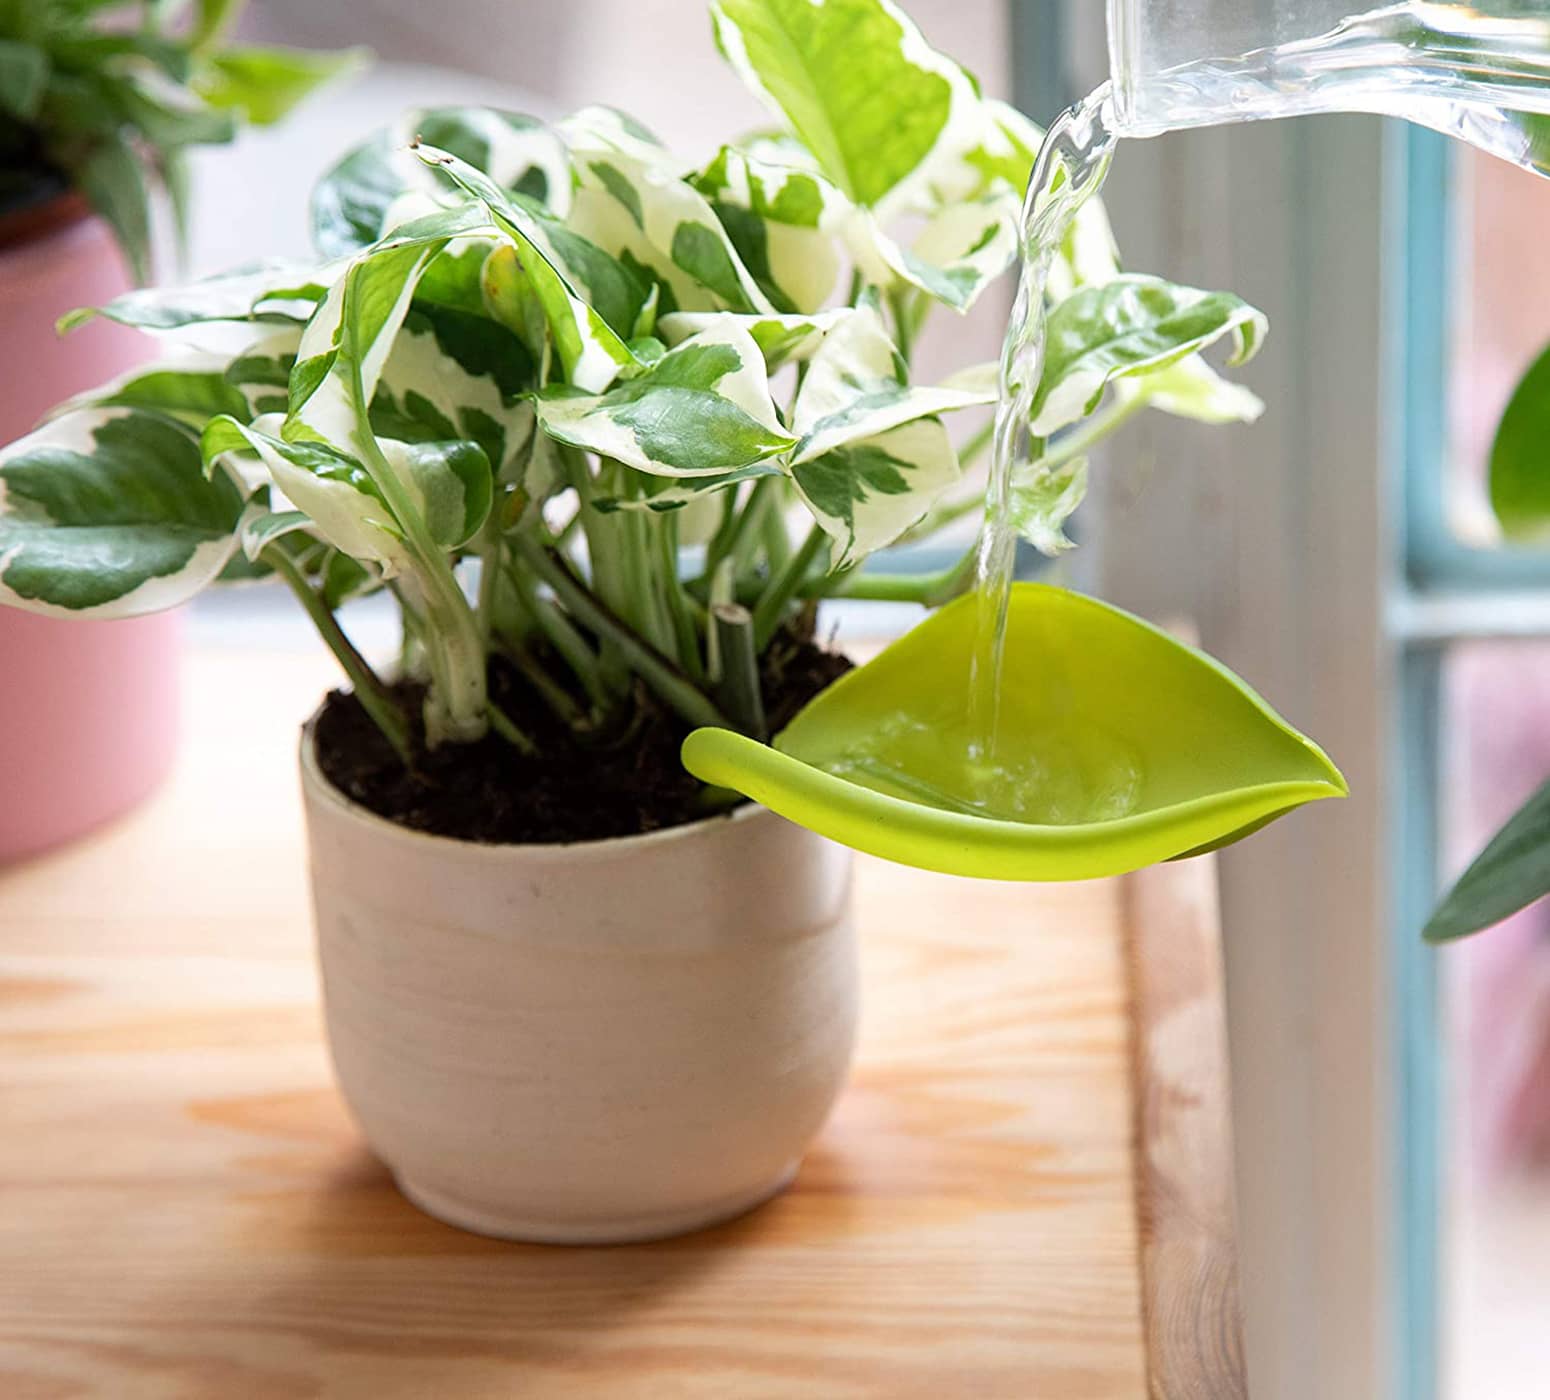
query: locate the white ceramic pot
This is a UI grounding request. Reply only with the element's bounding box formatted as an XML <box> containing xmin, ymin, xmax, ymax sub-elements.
<box><xmin>299</xmin><ymin>719</ymin><xmax>858</xmax><ymax>1244</ymax></box>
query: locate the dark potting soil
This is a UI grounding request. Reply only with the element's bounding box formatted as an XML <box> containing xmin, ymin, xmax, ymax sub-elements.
<box><xmin>313</xmin><ymin>626</ymin><xmax>852</xmax><ymax>845</ymax></box>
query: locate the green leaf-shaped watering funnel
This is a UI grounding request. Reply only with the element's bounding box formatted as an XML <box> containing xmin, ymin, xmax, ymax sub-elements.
<box><xmin>682</xmin><ymin>584</ymin><xmax>1345</xmax><ymax>880</ymax></box>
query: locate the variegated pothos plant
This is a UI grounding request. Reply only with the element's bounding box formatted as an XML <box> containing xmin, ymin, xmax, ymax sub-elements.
<box><xmin>0</xmin><ymin>0</ymin><xmax>1268</xmax><ymax>766</ymax></box>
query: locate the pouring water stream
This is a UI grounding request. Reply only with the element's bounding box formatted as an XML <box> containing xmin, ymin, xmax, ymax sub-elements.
<box><xmin>969</xmin><ymin>89</ymin><xmax>1118</xmax><ymax>765</ymax></box>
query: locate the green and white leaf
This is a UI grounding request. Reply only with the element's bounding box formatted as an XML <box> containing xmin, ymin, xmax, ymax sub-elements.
<box><xmin>555</xmin><ymin>105</ymin><xmax>679</xmax><ymax>173</ymax></box>
<box><xmin>311</xmin><ymin>106</ymin><xmax>572</xmax><ymax>256</ymax></box>
<box><xmin>657</xmin><ymin>308</ymin><xmax>848</xmax><ymax>371</ymax></box>
<box><xmin>373</xmin><ymin>312</ymin><xmax>532</xmax><ymax>473</ymax></box>
<box><xmin>1119</xmin><ymin>354</ymin><xmax>1266</xmax><ymax>425</ymax></box>
<box><xmin>51</xmin><ymin>355</ymin><xmax>252</xmax><ymax>428</ymax></box>
<box><xmin>709</xmin><ymin>0</ymin><xmax>982</xmax><ymax>219</ymax></box>
<box><xmin>60</xmin><ymin>260</ymin><xmax>338</xmax><ymax>334</ymax></box>
<box><xmin>378</xmin><ymin>438</ymin><xmax>493</xmax><ymax>550</ymax></box>
<box><xmin>792</xmin><ymin>415</ymin><xmax>959</xmax><ymax>567</ymax></box>
<box><xmin>791</xmin><ymin>304</ymin><xmax>995</xmax><ymax>463</ymax></box>
<box><xmin>532</xmin><ymin>322</ymin><xmax>794</xmax><ymax>476</ymax></box>
<box><xmin>414</xmin><ymin>143</ymin><xmax>642</xmax><ymax>391</ymax></box>
<box><xmin>203</xmin><ymin>414</ymin><xmax>407</xmax><ymax>569</ymax></box>
<box><xmin>240</xmin><ymin>508</ymin><xmax>315</xmax><ymax>561</ymax></box>
<box><xmin>693</xmin><ymin>144</ymin><xmax>848</xmax><ymax>312</ymax></box>
<box><xmin>1031</xmin><ymin>276</ymin><xmax>1269</xmax><ymax>436</ymax></box>
<box><xmin>0</xmin><ymin>408</ymin><xmax>244</xmax><ymax>616</ymax></box>
<box><xmin>1009</xmin><ymin>454</ymin><xmax>1088</xmax><ymax>556</ymax></box>
<box><xmin>563</xmin><ymin>127</ymin><xmax>773</xmax><ymax>316</ymax></box>
<box><xmin>850</xmin><ymin>191</ymin><xmax>1019</xmax><ymax>313</ymax></box>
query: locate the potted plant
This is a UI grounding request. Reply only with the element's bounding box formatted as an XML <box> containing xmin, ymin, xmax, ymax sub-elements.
<box><xmin>0</xmin><ymin>0</ymin><xmax>356</xmax><ymax>861</ymax></box>
<box><xmin>0</xmin><ymin>0</ymin><xmax>1340</xmax><ymax>1240</ymax></box>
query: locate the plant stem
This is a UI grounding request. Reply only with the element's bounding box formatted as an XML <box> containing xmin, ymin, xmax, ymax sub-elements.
<box><xmin>805</xmin><ymin>543</ymin><xmax>978</xmax><ymax>607</ymax></box>
<box><xmin>958</xmin><ymin>418</ymin><xmax>994</xmax><ymax>467</ymax></box>
<box><xmin>503</xmin><ymin>555</ymin><xmax>610</xmax><ymax>711</ymax></box>
<box><xmin>710</xmin><ymin>602</ymin><xmax>766</xmax><ymax>740</ymax></box>
<box><xmin>1042</xmin><ymin>391</ymin><xmax>1148</xmax><ymax>471</ymax></box>
<box><xmin>703</xmin><ymin>475</ymin><xmax>775</xmax><ymax>584</ymax></box>
<box><xmin>752</xmin><ymin>524</ymin><xmax>827</xmax><ymax>650</ymax></box>
<box><xmin>487</xmin><ymin>700</ymin><xmax>538</xmax><ymax>755</ymax></box>
<box><xmin>511</xmin><ymin>535</ymin><xmax>734</xmax><ymax>732</ymax></box>
<box><xmin>494</xmin><ymin>628</ymin><xmax>585</xmax><ymax>727</ymax></box>
<box><xmin>339</xmin><ymin>266</ymin><xmax>488</xmax><ymax>746</ymax></box>
<box><xmin>264</xmin><ymin>546</ymin><xmax>414</xmax><ymax>767</ymax></box>
<box><xmin>655</xmin><ymin>513</ymin><xmax>705</xmax><ymax>684</ymax></box>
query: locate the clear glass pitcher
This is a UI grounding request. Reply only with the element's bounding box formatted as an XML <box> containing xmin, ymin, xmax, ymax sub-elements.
<box><xmin>1106</xmin><ymin>1</ymin><xmax>1550</xmax><ymax>173</ymax></box>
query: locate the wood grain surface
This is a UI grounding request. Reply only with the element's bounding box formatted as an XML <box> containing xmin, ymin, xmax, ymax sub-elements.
<box><xmin>0</xmin><ymin>647</ymin><xmax>1242</xmax><ymax>1399</ymax></box>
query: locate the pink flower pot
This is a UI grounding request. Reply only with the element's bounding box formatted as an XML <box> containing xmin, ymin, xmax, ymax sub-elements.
<box><xmin>0</xmin><ymin>196</ymin><xmax>182</xmax><ymax>864</ymax></box>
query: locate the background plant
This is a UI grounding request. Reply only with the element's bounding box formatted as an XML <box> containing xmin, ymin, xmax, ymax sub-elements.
<box><xmin>0</xmin><ymin>0</ymin><xmax>360</xmax><ymax>280</ymax></box>
<box><xmin>0</xmin><ymin>0</ymin><xmax>1269</xmax><ymax>777</ymax></box>
<box><xmin>1427</xmin><ymin>339</ymin><xmax>1550</xmax><ymax>940</ymax></box>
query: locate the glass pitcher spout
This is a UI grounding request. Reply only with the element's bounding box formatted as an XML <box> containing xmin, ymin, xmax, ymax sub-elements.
<box><xmin>1107</xmin><ymin>0</ymin><xmax>1550</xmax><ymax>175</ymax></box>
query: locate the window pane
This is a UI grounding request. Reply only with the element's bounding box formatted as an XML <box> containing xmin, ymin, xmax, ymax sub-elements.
<box><xmin>1446</xmin><ymin>153</ymin><xmax>1550</xmax><ymax>548</ymax></box>
<box><xmin>1442</xmin><ymin>640</ymin><xmax>1550</xmax><ymax>1399</ymax></box>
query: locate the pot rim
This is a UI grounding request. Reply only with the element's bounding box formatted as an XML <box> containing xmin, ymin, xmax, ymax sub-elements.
<box><xmin>299</xmin><ymin>708</ymin><xmax>770</xmax><ymax>864</ymax></box>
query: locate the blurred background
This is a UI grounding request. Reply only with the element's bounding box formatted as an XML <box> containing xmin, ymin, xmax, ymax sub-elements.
<box><xmin>54</xmin><ymin>1</ymin><xmax>1550</xmax><ymax>1396</ymax></box>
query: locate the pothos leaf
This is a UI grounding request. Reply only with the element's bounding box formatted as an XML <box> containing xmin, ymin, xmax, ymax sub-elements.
<box><xmin>1031</xmin><ymin>276</ymin><xmax>1268</xmax><ymax>436</ymax></box>
<box><xmin>1009</xmin><ymin>455</ymin><xmax>1088</xmax><ymax>556</ymax></box>
<box><xmin>790</xmin><ymin>304</ymin><xmax>995</xmax><ymax>463</ymax></box>
<box><xmin>1120</xmin><ymin>354</ymin><xmax>1266</xmax><ymax>425</ymax></box>
<box><xmin>792</xmin><ymin>415</ymin><xmax>959</xmax><ymax>567</ymax></box>
<box><xmin>564</xmin><ymin>138</ymin><xmax>773</xmax><ymax>317</ymax></box>
<box><xmin>532</xmin><ymin>322</ymin><xmax>794</xmax><ymax>476</ymax></box>
<box><xmin>310</xmin><ymin>107</ymin><xmax>571</xmax><ymax>257</ymax></box>
<box><xmin>709</xmin><ymin>0</ymin><xmax>982</xmax><ymax>218</ymax></box>
<box><xmin>378</xmin><ymin>438</ymin><xmax>493</xmax><ymax>549</ymax></box>
<box><xmin>0</xmin><ymin>408</ymin><xmax>244</xmax><ymax>616</ymax></box>
<box><xmin>849</xmin><ymin>192</ymin><xmax>1019</xmax><ymax>313</ymax></box>
<box><xmin>202</xmin><ymin>413</ymin><xmax>406</xmax><ymax>569</ymax></box>
<box><xmin>692</xmin><ymin>144</ymin><xmax>847</xmax><ymax>313</ymax></box>
<box><xmin>658</xmin><ymin>308</ymin><xmax>849</xmax><ymax>372</ymax></box>
<box><xmin>413</xmin><ymin>142</ymin><xmax>643</xmax><ymax>392</ymax></box>
<box><xmin>59</xmin><ymin>260</ymin><xmax>338</xmax><ymax>333</ymax></box>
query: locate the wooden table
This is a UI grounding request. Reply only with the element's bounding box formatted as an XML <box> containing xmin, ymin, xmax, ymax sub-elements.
<box><xmin>0</xmin><ymin>648</ymin><xmax>1245</xmax><ymax>1399</ymax></box>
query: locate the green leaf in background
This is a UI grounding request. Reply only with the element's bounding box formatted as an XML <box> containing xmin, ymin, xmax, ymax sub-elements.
<box><xmin>1031</xmin><ymin>276</ymin><xmax>1268</xmax><ymax>436</ymax></box>
<box><xmin>709</xmin><ymin>0</ymin><xmax>980</xmax><ymax>216</ymax></box>
<box><xmin>0</xmin><ymin>38</ymin><xmax>48</xmax><ymax>119</ymax></box>
<box><xmin>1426</xmin><ymin>779</ymin><xmax>1550</xmax><ymax>941</ymax></box>
<box><xmin>194</xmin><ymin>44</ymin><xmax>365</xmax><ymax>126</ymax></box>
<box><xmin>74</xmin><ymin>132</ymin><xmax>153</xmax><ymax>283</ymax></box>
<box><xmin>310</xmin><ymin>107</ymin><xmax>570</xmax><ymax>256</ymax></box>
<box><xmin>1488</xmin><ymin>340</ymin><xmax>1550</xmax><ymax>541</ymax></box>
<box><xmin>532</xmin><ymin>322</ymin><xmax>793</xmax><ymax>476</ymax></box>
<box><xmin>0</xmin><ymin>408</ymin><xmax>244</xmax><ymax>615</ymax></box>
